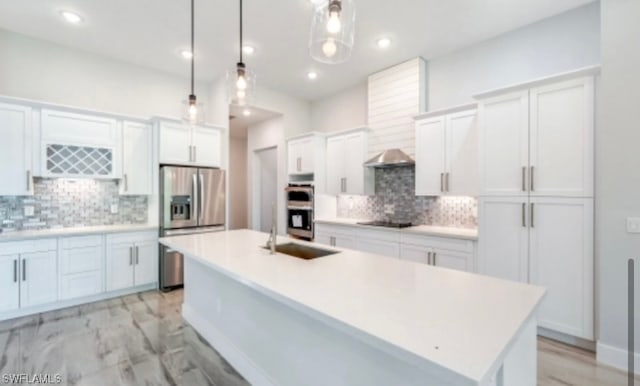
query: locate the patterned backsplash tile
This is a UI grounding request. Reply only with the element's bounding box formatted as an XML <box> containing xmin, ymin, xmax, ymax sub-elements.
<box><xmin>337</xmin><ymin>167</ymin><xmax>478</xmax><ymax>228</ymax></box>
<box><xmin>0</xmin><ymin>178</ymin><xmax>148</xmax><ymax>232</ymax></box>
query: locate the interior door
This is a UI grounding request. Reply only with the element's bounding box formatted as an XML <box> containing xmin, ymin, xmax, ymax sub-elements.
<box><xmin>161</xmin><ymin>166</ymin><xmax>199</xmax><ymax>229</ymax></box>
<box><xmin>446</xmin><ymin>110</ymin><xmax>478</xmax><ymax>196</ymax></box>
<box><xmin>198</xmin><ymin>168</ymin><xmax>226</xmax><ymax>227</ymax></box>
<box><xmin>478</xmin><ymin>197</ymin><xmax>529</xmax><ymax>282</ymax></box>
<box><xmin>529</xmin><ymin>77</ymin><xmax>594</xmax><ymax>197</ymax></box>
<box><xmin>134</xmin><ymin>240</ymin><xmax>159</xmax><ymax>286</ymax></box>
<box><xmin>528</xmin><ymin>197</ymin><xmax>594</xmax><ymax>339</ymax></box>
<box><xmin>326</xmin><ymin>136</ymin><xmax>345</xmax><ymax>195</ymax></box>
<box><xmin>192</xmin><ymin>127</ymin><xmax>221</xmax><ymax>167</ymax></box>
<box><xmin>0</xmin><ymin>253</ymin><xmax>20</xmax><ymax>312</ymax></box>
<box><xmin>121</xmin><ymin>121</ymin><xmax>153</xmax><ymax>195</ymax></box>
<box><xmin>478</xmin><ymin>90</ymin><xmax>529</xmax><ymax>196</ymax></box>
<box><xmin>20</xmin><ymin>251</ymin><xmax>58</xmax><ymax>308</ymax></box>
<box><xmin>415</xmin><ymin>117</ymin><xmax>446</xmax><ymax>195</ymax></box>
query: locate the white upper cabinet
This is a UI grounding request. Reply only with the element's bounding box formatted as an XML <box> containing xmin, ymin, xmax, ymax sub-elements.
<box><xmin>192</xmin><ymin>126</ymin><xmax>222</xmax><ymax>167</ymax></box>
<box><xmin>0</xmin><ymin>103</ymin><xmax>33</xmax><ymax>196</ymax></box>
<box><xmin>478</xmin><ymin>91</ymin><xmax>530</xmax><ymax>197</ymax></box>
<box><xmin>159</xmin><ymin>121</ymin><xmax>222</xmax><ymax>167</ymax></box>
<box><xmin>325</xmin><ymin>129</ymin><xmax>374</xmax><ymax>196</ymax></box>
<box><xmin>41</xmin><ymin>109</ymin><xmax>119</xmax><ymax>147</ymax></box>
<box><xmin>529</xmin><ymin>78</ymin><xmax>594</xmax><ymax>197</ymax></box>
<box><xmin>415</xmin><ymin>107</ymin><xmax>477</xmax><ymax>196</ymax></box>
<box><xmin>121</xmin><ymin>121</ymin><xmax>153</xmax><ymax>195</ymax></box>
<box><xmin>415</xmin><ymin>116</ymin><xmax>446</xmax><ymax>196</ymax></box>
<box><xmin>287</xmin><ymin>136</ymin><xmax>316</xmax><ymax>175</ymax></box>
<box><xmin>477</xmin><ymin>76</ymin><xmax>594</xmax><ymax>198</ymax></box>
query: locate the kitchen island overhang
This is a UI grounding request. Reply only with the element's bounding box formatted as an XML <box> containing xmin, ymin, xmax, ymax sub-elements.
<box><xmin>160</xmin><ymin>230</ymin><xmax>545</xmax><ymax>386</ymax></box>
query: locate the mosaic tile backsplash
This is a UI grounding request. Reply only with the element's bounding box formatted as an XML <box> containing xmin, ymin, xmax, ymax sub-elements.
<box><xmin>0</xmin><ymin>179</ymin><xmax>148</xmax><ymax>232</ymax></box>
<box><xmin>337</xmin><ymin>167</ymin><xmax>478</xmax><ymax>228</ymax></box>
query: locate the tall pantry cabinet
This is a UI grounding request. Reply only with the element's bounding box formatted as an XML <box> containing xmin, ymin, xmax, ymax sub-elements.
<box><xmin>476</xmin><ymin>73</ymin><xmax>596</xmax><ymax>341</ymax></box>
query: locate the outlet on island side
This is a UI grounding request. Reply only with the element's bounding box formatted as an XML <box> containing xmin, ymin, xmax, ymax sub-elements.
<box><xmin>110</xmin><ymin>204</ymin><xmax>119</xmax><ymax>214</ymax></box>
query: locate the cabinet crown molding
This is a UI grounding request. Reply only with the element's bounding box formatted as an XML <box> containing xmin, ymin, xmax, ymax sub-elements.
<box><xmin>414</xmin><ymin>103</ymin><xmax>478</xmax><ymax>121</ymax></box>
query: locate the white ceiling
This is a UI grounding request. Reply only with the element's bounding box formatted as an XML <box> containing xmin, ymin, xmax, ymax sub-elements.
<box><xmin>229</xmin><ymin>104</ymin><xmax>280</xmax><ymax>139</ymax></box>
<box><xmin>0</xmin><ymin>0</ymin><xmax>594</xmax><ymax>101</ymax></box>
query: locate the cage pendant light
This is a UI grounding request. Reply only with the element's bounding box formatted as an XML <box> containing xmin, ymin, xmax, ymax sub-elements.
<box><xmin>309</xmin><ymin>0</ymin><xmax>356</xmax><ymax>64</ymax></box>
<box><xmin>227</xmin><ymin>0</ymin><xmax>255</xmax><ymax>106</ymax></box>
<box><xmin>183</xmin><ymin>0</ymin><xmax>204</xmax><ymax>124</ymax></box>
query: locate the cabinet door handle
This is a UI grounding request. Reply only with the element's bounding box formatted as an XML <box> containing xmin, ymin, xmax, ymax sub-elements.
<box><xmin>522</xmin><ymin>203</ymin><xmax>526</xmax><ymax>227</ymax></box>
<box><xmin>343</xmin><ymin>178</ymin><xmax>347</xmax><ymax>193</ymax></box>
<box><xmin>13</xmin><ymin>259</ymin><xmax>18</xmax><ymax>283</ymax></box>
<box><xmin>22</xmin><ymin>259</ymin><xmax>26</xmax><ymax>281</ymax></box>
<box><xmin>427</xmin><ymin>251</ymin><xmax>432</xmax><ymax>265</ymax></box>
<box><xmin>297</xmin><ymin>157</ymin><xmax>301</xmax><ymax>172</ymax></box>
<box><xmin>440</xmin><ymin>173</ymin><xmax>444</xmax><ymax>192</ymax></box>
<box><xmin>188</xmin><ymin>146</ymin><xmax>192</xmax><ymax>162</ymax></box>
<box><xmin>522</xmin><ymin>166</ymin><xmax>527</xmax><ymax>192</ymax></box>
<box><xmin>433</xmin><ymin>253</ymin><xmax>437</xmax><ymax>266</ymax></box>
<box><xmin>194</xmin><ymin>146</ymin><xmax>197</xmax><ymax>162</ymax></box>
<box><xmin>26</xmin><ymin>170</ymin><xmax>31</xmax><ymax>191</ymax></box>
<box><xmin>135</xmin><ymin>246</ymin><xmax>139</xmax><ymax>265</ymax></box>
<box><xmin>124</xmin><ymin>174</ymin><xmax>128</xmax><ymax>192</ymax></box>
<box><xmin>530</xmin><ymin>203</ymin><xmax>535</xmax><ymax>228</ymax></box>
<box><xmin>129</xmin><ymin>247</ymin><xmax>133</xmax><ymax>265</ymax></box>
<box><xmin>530</xmin><ymin>166</ymin><xmax>535</xmax><ymax>192</ymax></box>
<box><xmin>445</xmin><ymin>173</ymin><xmax>450</xmax><ymax>192</ymax></box>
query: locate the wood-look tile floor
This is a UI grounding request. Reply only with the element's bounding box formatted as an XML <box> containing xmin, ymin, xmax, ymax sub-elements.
<box><xmin>0</xmin><ymin>289</ymin><xmax>637</xmax><ymax>385</ymax></box>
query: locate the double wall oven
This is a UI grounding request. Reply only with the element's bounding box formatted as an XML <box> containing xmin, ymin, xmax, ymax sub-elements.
<box><xmin>286</xmin><ymin>184</ymin><xmax>314</xmax><ymax>240</ymax></box>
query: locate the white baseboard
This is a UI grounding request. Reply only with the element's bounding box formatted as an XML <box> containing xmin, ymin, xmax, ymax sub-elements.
<box><xmin>0</xmin><ymin>283</ymin><xmax>157</xmax><ymax>322</ymax></box>
<box><xmin>182</xmin><ymin>304</ymin><xmax>277</xmax><ymax>386</ymax></box>
<box><xmin>538</xmin><ymin>327</ymin><xmax>595</xmax><ymax>351</ymax></box>
<box><xmin>596</xmin><ymin>341</ymin><xmax>640</xmax><ymax>375</ymax></box>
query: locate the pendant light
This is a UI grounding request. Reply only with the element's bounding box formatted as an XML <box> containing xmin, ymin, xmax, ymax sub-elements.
<box><xmin>227</xmin><ymin>0</ymin><xmax>255</xmax><ymax>106</ymax></box>
<box><xmin>184</xmin><ymin>0</ymin><xmax>203</xmax><ymax>124</ymax></box>
<box><xmin>309</xmin><ymin>0</ymin><xmax>356</xmax><ymax>64</ymax></box>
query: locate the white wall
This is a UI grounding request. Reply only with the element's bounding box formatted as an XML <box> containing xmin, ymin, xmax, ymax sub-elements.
<box><xmin>229</xmin><ymin>137</ymin><xmax>248</xmax><ymax>230</ymax></box>
<box><xmin>256</xmin><ymin>148</ymin><xmax>278</xmax><ymax>232</ymax></box>
<box><xmin>247</xmin><ymin>116</ymin><xmax>287</xmax><ymax>235</ymax></box>
<box><xmin>310</xmin><ymin>82</ymin><xmax>367</xmax><ymax>133</ymax></box>
<box><xmin>0</xmin><ymin>28</ymin><xmax>210</xmax><ymax>118</ymax></box>
<box><xmin>426</xmin><ymin>2</ymin><xmax>600</xmax><ymax>110</ymax></box>
<box><xmin>596</xmin><ymin>0</ymin><xmax>640</xmax><ymax>373</ymax></box>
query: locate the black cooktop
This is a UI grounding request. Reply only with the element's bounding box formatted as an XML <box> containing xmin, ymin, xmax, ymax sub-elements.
<box><xmin>357</xmin><ymin>220</ymin><xmax>413</xmax><ymax>229</ymax></box>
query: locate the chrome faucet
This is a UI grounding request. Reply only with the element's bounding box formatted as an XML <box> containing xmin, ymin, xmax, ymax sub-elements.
<box><xmin>266</xmin><ymin>202</ymin><xmax>277</xmax><ymax>254</ymax></box>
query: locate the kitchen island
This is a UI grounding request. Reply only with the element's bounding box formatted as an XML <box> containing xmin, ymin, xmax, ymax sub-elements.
<box><xmin>160</xmin><ymin>230</ymin><xmax>545</xmax><ymax>386</ymax></box>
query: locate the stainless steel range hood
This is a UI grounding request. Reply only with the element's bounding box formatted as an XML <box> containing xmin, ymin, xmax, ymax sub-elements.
<box><xmin>363</xmin><ymin>148</ymin><xmax>415</xmax><ymax>168</ymax></box>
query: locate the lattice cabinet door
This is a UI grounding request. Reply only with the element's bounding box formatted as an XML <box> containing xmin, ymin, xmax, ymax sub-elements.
<box><xmin>43</xmin><ymin>143</ymin><xmax>116</xmax><ymax>178</ymax></box>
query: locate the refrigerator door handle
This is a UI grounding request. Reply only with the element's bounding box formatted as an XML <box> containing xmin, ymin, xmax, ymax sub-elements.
<box><xmin>192</xmin><ymin>174</ymin><xmax>198</xmax><ymax>222</ymax></box>
<box><xmin>199</xmin><ymin>173</ymin><xmax>204</xmax><ymax>222</ymax></box>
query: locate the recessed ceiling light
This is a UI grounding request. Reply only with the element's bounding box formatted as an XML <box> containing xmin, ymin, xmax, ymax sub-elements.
<box><xmin>60</xmin><ymin>10</ymin><xmax>83</xmax><ymax>25</ymax></box>
<box><xmin>307</xmin><ymin>71</ymin><xmax>318</xmax><ymax>80</ymax></box>
<box><xmin>243</xmin><ymin>108</ymin><xmax>252</xmax><ymax>116</ymax></box>
<box><xmin>181</xmin><ymin>50</ymin><xmax>193</xmax><ymax>59</ymax></box>
<box><xmin>242</xmin><ymin>45</ymin><xmax>255</xmax><ymax>55</ymax></box>
<box><xmin>376</xmin><ymin>37</ymin><xmax>392</xmax><ymax>49</ymax></box>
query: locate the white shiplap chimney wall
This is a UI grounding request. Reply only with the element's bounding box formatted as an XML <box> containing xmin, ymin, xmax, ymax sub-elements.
<box><xmin>367</xmin><ymin>58</ymin><xmax>427</xmax><ymax>158</ymax></box>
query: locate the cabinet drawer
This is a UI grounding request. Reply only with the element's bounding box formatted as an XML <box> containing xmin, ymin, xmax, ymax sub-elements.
<box><xmin>107</xmin><ymin>231</ymin><xmax>157</xmax><ymax>245</ymax></box>
<box><xmin>356</xmin><ymin>228</ymin><xmax>400</xmax><ymax>243</ymax></box>
<box><xmin>315</xmin><ymin>223</ymin><xmax>356</xmax><ymax>237</ymax></box>
<box><xmin>60</xmin><ymin>270</ymin><xmax>104</xmax><ymax>300</ymax></box>
<box><xmin>400</xmin><ymin>233</ymin><xmax>473</xmax><ymax>253</ymax></box>
<box><xmin>0</xmin><ymin>239</ymin><xmax>57</xmax><ymax>254</ymax></box>
<box><xmin>61</xmin><ymin>246</ymin><xmax>103</xmax><ymax>274</ymax></box>
<box><xmin>61</xmin><ymin>235</ymin><xmax>103</xmax><ymax>249</ymax></box>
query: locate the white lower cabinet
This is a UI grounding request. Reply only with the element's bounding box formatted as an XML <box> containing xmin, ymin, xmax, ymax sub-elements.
<box><xmin>478</xmin><ymin>197</ymin><xmax>594</xmax><ymax>340</ymax></box>
<box><xmin>107</xmin><ymin>232</ymin><xmax>158</xmax><ymax>291</ymax></box>
<box><xmin>0</xmin><ymin>239</ymin><xmax>58</xmax><ymax>313</ymax></box>
<box><xmin>316</xmin><ymin>223</ymin><xmax>476</xmax><ymax>272</ymax></box>
<box><xmin>59</xmin><ymin>236</ymin><xmax>104</xmax><ymax>300</ymax></box>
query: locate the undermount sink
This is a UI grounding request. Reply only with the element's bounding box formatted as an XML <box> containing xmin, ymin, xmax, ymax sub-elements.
<box><xmin>262</xmin><ymin>242</ymin><xmax>338</xmax><ymax>260</ymax></box>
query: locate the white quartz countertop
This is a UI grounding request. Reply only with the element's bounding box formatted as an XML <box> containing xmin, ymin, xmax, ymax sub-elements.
<box><xmin>0</xmin><ymin>224</ymin><xmax>158</xmax><ymax>241</ymax></box>
<box><xmin>315</xmin><ymin>218</ymin><xmax>478</xmax><ymax>240</ymax></box>
<box><xmin>160</xmin><ymin>229</ymin><xmax>544</xmax><ymax>384</ymax></box>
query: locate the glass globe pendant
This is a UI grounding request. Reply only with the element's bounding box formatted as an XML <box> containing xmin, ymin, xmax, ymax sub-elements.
<box><xmin>309</xmin><ymin>0</ymin><xmax>356</xmax><ymax>64</ymax></box>
<box><xmin>227</xmin><ymin>0</ymin><xmax>256</xmax><ymax>106</ymax></box>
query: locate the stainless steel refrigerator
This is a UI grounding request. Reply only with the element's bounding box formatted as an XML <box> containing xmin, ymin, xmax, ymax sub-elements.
<box><xmin>160</xmin><ymin>166</ymin><xmax>225</xmax><ymax>290</ymax></box>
